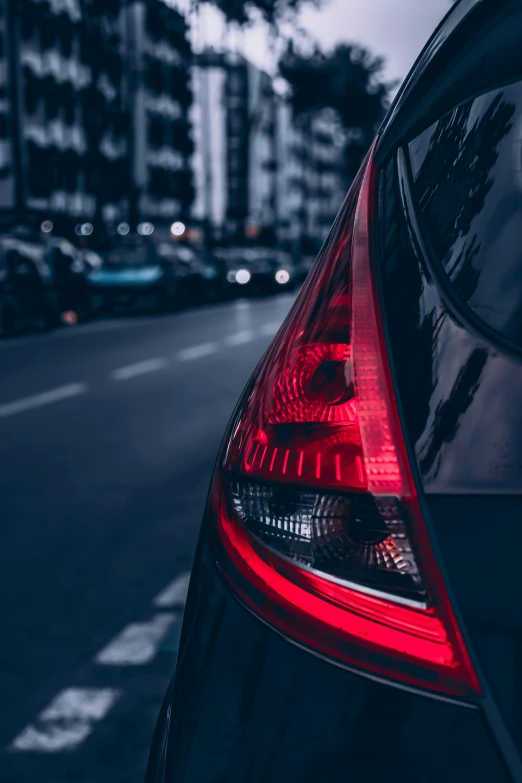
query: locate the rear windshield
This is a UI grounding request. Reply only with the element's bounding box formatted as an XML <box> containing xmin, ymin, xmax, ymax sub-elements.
<box><xmin>408</xmin><ymin>80</ymin><xmax>522</xmax><ymax>347</ymax></box>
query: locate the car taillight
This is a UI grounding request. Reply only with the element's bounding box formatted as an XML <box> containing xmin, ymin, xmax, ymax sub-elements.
<box><xmin>210</xmin><ymin>149</ymin><xmax>481</xmax><ymax>699</ymax></box>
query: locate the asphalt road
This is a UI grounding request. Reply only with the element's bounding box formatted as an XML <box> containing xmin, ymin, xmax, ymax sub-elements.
<box><xmin>0</xmin><ymin>293</ymin><xmax>294</xmax><ymax>783</ymax></box>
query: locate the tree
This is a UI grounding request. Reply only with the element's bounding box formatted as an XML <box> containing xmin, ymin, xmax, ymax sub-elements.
<box><xmin>196</xmin><ymin>0</ymin><xmax>326</xmax><ymax>26</ymax></box>
<box><xmin>279</xmin><ymin>41</ymin><xmax>396</xmax><ymax>180</ymax></box>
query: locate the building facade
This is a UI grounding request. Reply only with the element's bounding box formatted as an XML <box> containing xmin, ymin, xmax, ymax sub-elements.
<box><xmin>191</xmin><ymin>49</ymin><xmax>345</xmax><ymax>250</ymax></box>
<box><xmin>0</xmin><ymin>0</ymin><xmax>130</xmax><ymax>238</ymax></box>
<box><xmin>0</xmin><ymin>0</ymin><xmax>193</xmax><ymax>241</ymax></box>
<box><xmin>126</xmin><ymin>0</ymin><xmax>193</xmax><ymax>234</ymax></box>
<box><xmin>191</xmin><ymin>49</ymin><xmax>228</xmax><ymax>239</ymax></box>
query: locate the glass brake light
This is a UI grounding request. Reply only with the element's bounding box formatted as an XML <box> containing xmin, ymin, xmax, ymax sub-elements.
<box><xmin>210</xmin><ymin>149</ymin><xmax>481</xmax><ymax>699</ymax></box>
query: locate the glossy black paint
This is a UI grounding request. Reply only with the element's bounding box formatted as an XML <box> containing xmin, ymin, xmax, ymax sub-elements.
<box><xmin>146</xmin><ymin>1</ymin><xmax>522</xmax><ymax>781</ymax></box>
<box><xmin>408</xmin><ymin>81</ymin><xmax>522</xmax><ymax>348</ymax></box>
<box><xmin>146</xmin><ymin>534</ymin><xmax>510</xmax><ymax>783</ymax></box>
<box><xmin>378</xmin><ymin>144</ymin><xmax>522</xmax><ymax>762</ymax></box>
<box><xmin>379</xmin><ymin>152</ymin><xmax>522</xmax><ymax>493</ymax></box>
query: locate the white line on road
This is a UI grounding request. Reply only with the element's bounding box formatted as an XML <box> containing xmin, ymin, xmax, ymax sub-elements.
<box><xmin>0</xmin><ymin>383</ymin><xmax>88</xmax><ymax>418</ymax></box>
<box><xmin>95</xmin><ymin>614</ymin><xmax>177</xmax><ymax>666</ymax></box>
<box><xmin>261</xmin><ymin>322</ymin><xmax>280</xmax><ymax>336</ymax></box>
<box><xmin>111</xmin><ymin>357</ymin><xmax>168</xmax><ymax>381</ymax></box>
<box><xmin>11</xmin><ymin>688</ymin><xmax>120</xmax><ymax>753</ymax></box>
<box><xmin>153</xmin><ymin>572</ymin><xmax>191</xmax><ymax>608</ymax></box>
<box><xmin>224</xmin><ymin>330</ymin><xmax>254</xmax><ymax>347</ymax></box>
<box><xmin>177</xmin><ymin>342</ymin><xmax>217</xmax><ymax>361</ymax></box>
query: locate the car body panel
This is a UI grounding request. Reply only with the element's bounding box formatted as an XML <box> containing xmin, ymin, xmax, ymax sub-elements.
<box><xmin>378</xmin><ymin>122</ymin><xmax>522</xmax><ymax>766</ymax></box>
<box><xmin>88</xmin><ymin>266</ymin><xmax>164</xmax><ymax>288</ymax></box>
<box><xmin>146</xmin><ymin>535</ymin><xmax>511</xmax><ymax>783</ymax></box>
<box><xmin>146</xmin><ymin>1</ymin><xmax>522</xmax><ymax>780</ymax></box>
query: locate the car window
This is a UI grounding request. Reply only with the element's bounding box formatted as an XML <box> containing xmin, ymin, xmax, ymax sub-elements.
<box><xmin>408</xmin><ymin>80</ymin><xmax>522</xmax><ymax>347</ymax></box>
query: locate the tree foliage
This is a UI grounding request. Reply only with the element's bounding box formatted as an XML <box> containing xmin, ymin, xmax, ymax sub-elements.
<box><xmin>197</xmin><ymin>0</ymin><xmax>325</xmax><ymax>26</ymax></box>
<box><xmin>280</xmin><ymin>42</ymin><xmax>394</xmax><ymax>134</ymax></box>
<box><xmin>279</xmin><ymin>41</ymin><xmax>396</xmax><ymax>178</ymax></box>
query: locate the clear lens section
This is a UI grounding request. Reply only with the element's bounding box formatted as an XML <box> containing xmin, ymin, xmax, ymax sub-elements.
<box><xmin>228</xmin><ymin>476</ymin><xmax>426</xmax><ymax>604</ymax></box>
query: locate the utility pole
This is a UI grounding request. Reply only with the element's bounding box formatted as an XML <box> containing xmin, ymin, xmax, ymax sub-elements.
<box><xmin>124</xmin><ymin>0</ymin><xmax>140</xmax><ymax>231</ymax></box>
<box><xmin>6</xmin><ymin>0</ymin><xmax>25</xmax><ymax>225</ymax></box>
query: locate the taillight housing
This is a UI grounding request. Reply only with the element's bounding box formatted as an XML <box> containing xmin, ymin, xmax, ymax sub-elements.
<box><xmin>210</xmin><ymin>149</ymin><xmax>481</xmax><ymax>699</ymax></box>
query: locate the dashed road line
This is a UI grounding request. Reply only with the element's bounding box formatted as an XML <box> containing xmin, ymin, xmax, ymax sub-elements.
<box><xmin>0</xmin><ymin>322</ymin><xmax>280</xmax><ymax>420</ymax></box>
<box><xmin>153</xmin><ymin>571</ymin><xmax>191</xmax><ymax>608</ymax></box>
<box><xmin>177</xmin><ymin>342</ymin><xmax>217</xmax><ymax>361</ymax></box>
<box><xmin>11</xmin><ymin>688</ymin><xmax>121</xmax><ymax>753</ymax></box>
<box><xmin>223</xmin><ymin>330</ymin><xmax>254</xmax><ymax>347</ymax></box>
<box><xmin>95</xmin><ymin>614</ymin><xmax>178</xmax><ymax>666</ymax></box>
<box><xmin>0</xmin><ymin>383</ymin><xmax>88</xmax><ymax>418</ymax></box>
<box><xmin>8</xmin><ymin>571</ymin><xmax>192</xmax><ymax>754</ymax></box>
<box><xmin>111</xmin><ymin>357</ymin><xmax>168</xmax><ymax>381</ymax></box>
<box><xmin>261</xmin><ymin>321</ymin><xmax>280</xmax><ymax>336</ymax></box>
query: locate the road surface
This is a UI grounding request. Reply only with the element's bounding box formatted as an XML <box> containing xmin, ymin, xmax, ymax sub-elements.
<box><xmin>0</xmin><ymin>293</ymin><xmax>294</xmax><ymax>783</ymax></box>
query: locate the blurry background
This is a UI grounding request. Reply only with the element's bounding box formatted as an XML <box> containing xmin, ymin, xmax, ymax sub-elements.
<box><xmin>0</xmin><ymin>1</ymin><xmax>451</xmax><ymax>781</ymax></box>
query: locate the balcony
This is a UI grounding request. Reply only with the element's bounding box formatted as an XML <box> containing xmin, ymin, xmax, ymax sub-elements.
<box><xmin>21</xmin><ymin>44</ymin><xmax>92</xmax><ymax>90</ymax></box>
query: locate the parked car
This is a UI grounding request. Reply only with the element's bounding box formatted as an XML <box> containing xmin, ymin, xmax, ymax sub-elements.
<box><xmin>44</xmin><ymin>237</ymin><xmax>93</xmax><ymax>322</ymax></box>
<box><xmin>294</xmin><ymin>252</ymin><xmax>317</xmax><ymax>285</ymax></box>
<box><xmin>156</xmin><ymin>242</ymin><xmax>220</xmax><ymax>305</ymax></box>
<box><xmin>215</xmin><ymin>246</ymin><xmax>296</xmax><ymax>295</ymax></box>
<box><xmin>87</xmin><ymin>241</ymin><xmax>179</xmax><ymax>314</ymax></box>
<box><xmin>80</xmin><ymin>248</ymin><xmax>103</xmax><ymax>274</ymax></box>
<box><xmin>0</xmin><ymin>235</ymin><xmax>58</xmax><ymax>335</ymax></box>
<box><xmin>272</xmin><ymin>249</ymin><xmax>297</xmax><ymax>291</ymax></box>
<box><xmin>146</xmin><ymin>3</ymin><xmax>522</xmax><ymax>782</ymax></box>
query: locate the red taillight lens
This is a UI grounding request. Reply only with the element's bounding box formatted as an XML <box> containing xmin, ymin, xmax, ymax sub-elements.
<box><xmin>211</xmin><ymin>150</ymin><xmax>481</xmax><ymax>699</ymax></box>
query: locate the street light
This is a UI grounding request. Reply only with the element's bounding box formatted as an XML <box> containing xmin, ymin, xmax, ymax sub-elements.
<box><xmin>40</xmin><ymin>220</ymin><xmax>53</xmax><ymax>233</ymax></box>
<box><xmin>117</xmin><ymin>222</ymin><xmax>130</xmax><ymax>236</ymax></box>
<box><xmin>236</xmin><ymin>269</ymin><xmax>251</xmax><ymax>285</ymax></box>
<box><xmin>138</xmin><ymin>222</ymin><xmax>155</xmax><ymax>236</ymax></box>
<box><xmin>75</xmin><ymin>223</ymin><xmax>94</xmax><ymax>237</ymax></box>
<box><xmin>171</xmin><ymin>221</ymin><xmax>186</xmax><ymax>237</ymax></box>
<box><xmin>275</xmin><ymin>269</ymin><xmax>290</xmax><ymax>285</ymax></box>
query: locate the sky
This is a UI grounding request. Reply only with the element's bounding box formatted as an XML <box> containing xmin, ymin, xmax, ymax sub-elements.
<box><xmin>192</xmin><ymin>0</ymin><xmax>453</xmax><ymax>87</ymax></box>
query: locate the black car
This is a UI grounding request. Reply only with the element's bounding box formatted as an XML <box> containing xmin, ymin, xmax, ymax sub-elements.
<box><xmin>156</xmin><ymin>242</ymin><xmax>222</xmax><ymax>305</ymax></box>
<box><xmin>146</xmin><ymin>3</ymin><xmax>522</xmax><ymax>782</ymax></box>
<box><xmin>216</xmin><ymin>247</ymin><xmax>296</xmax><ymax>295</ymax></box>
<box><xmin>294</xmin><ymin>252</ymin><xmax>317</xmax><ymax>285</ymax></box>
<box><xmin>0</xmin><ymin>236</ymin><xmax>58</xmax><ymax>334</ymax></box>
<box><xmin>44</xmin><ymin>237</ymin><xmax>94</xmax><ymax>322</ymax></box>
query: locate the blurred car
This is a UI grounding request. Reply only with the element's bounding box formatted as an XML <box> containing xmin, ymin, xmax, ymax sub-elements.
<box><xmin>156</xmin><ymin>242</ymin><xmax>220</xmax><ymax>305</ymax></box>
<box><xmin>80</xmin><ymin>248</ymin><xmax>103</xmax><ymax>274</ymax></box>
<box><xmin>0</xmin><ymin>235</ymin><xmax>58</xmax><ymax>335</ymax></box>
<box><xmin>216</xmin><ymin>246</ymin><xmax>295</xmax><ymax>295</ymax></box>
<box><xmin>294</xmin><ymin>253</ymin><xmax>317</xmax><ymax>285</ymax></box>
<box><xmin>87</xmin><ymin>241</ymin><xmax>179</xmax><ymax>314</ymax></box>
<box><xmin>44</xmin><ymin>237</ymin><xmax>94</xmax><ymax>322</ymax></box>
<box><xmin>146</xmin><ymin>3</ymin><xmax>522</xmax><ymax>783</ymax></box>
<box><xmin>272</xmin><ymin>249</ymin><xmax>296</xmax><ymax>291</ymax></box>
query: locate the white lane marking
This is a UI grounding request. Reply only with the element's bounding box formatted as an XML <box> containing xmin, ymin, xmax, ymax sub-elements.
<box><xmin>177</xmin><ymin>342</ymin><xmax>217</xmax><ymax>361</ymax></box>
<box><xmin>224</xmin><ymin>330</ymin><xmax>253</xmax><ymax>347</ymax></box>
<box><xmin>153</xmin><ymin>572</ymin><xmax>191</xmax><ymax>608</ymax></box>
<box><xmin>0</xmin><ymin>383</ymin><xmax>88</xmax><ymax>418</ymax></box>
<box><xmin>11</xmin><ymin>688</ymin><xmax>120</xmax><ymax>753</ymax></box>
<box><xmin>111</xmin><ymin>357</ymin><xmax>168</xmax><ymax>381</ymax></box>
<box><xmin>261</xmin><ymin>322</ymin><xmax>280</xmax><ymax>336</ymax></box>
<box><xmin>95</xmin><ymin>614</ymin><xmax>177</xmax><ymax>666</ymax></box>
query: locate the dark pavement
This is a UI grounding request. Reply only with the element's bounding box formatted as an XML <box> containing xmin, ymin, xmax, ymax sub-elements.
<box><xmin>0</xmin><ymin>293</ymin><xmax>294</xmax><ymax>783</ymax></box>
